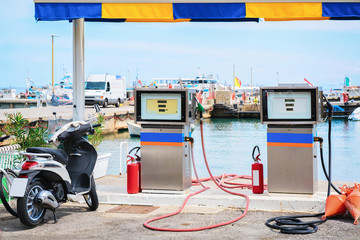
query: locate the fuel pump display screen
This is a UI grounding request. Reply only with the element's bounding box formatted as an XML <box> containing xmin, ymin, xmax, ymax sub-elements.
<box><xmin>146</xmin><ymin>99</ymin><xmax>178</xmax><ymax>115</ymax></box>
<box><xmin>267</xmin><ymin>92</ymin><xmax>311</xmax><ymax>119</ymax></box>
<box><xmin>139</xmin><ymin>92</ymin><xmax>183</xmax><ymax>121</ymax></box>
<box><xmin>261</xmin><ymin>87</ymin><xmax>318</xmax><ymax>124</ymax></box>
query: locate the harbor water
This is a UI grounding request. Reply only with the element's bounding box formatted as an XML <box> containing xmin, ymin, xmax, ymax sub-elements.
<box><xmin>98</xmin><ymin>118</ymin><xmax>360</xmax><ymax>182</ymax></box>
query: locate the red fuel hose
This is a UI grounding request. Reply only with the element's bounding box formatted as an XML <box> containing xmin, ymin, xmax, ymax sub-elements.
<box><xmin>192</xmin><ymin>174</ymin><xmax>256</xmax><ymax>189</ymax></box>
<box><xmin>143</xmin><ymin>120</ymin><xmax>250</xmax><ymax>232</ymax></box>
<box><xmin>198</xmin><ymin>120</ymin><xmax>250</xmax><ymax>220</ymax></box>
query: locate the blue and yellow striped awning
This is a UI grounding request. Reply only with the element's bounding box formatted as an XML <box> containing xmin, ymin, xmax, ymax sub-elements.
<box><xmin>34</xmin><ymin>1</ymin><xmax>360</xmax><ymax>22</ymax></box>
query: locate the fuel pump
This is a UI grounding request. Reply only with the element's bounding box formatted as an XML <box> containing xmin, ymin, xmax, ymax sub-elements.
<box><xmin>261</xmin><ymin>86</ymin><xmax>348</xmax><ymax>234</ymax></box>
<box><xmin>134</xmin><ymin>89</ymin><xmax>196</xmax><ymax>192</ymax></box>
<box><xmin>260</xmin><ymin>84</ymin><xmax>320</xmax><ymax>194</ymax></box>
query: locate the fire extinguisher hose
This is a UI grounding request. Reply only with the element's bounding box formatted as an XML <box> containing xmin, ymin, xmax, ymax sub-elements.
<box><xmin>143</xmin><ymin>119</ymin><xmax>250</xmax><ymax>232</ymax></box>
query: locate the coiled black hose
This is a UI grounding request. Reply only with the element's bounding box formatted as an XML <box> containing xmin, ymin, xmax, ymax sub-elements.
<box><xmin>265</xmin><ymin>213</ymin><xmax>325</xmax><ymax>234</ymax></box>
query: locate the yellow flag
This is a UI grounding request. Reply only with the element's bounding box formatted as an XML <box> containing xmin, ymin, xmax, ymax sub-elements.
<box><xmin>234</xmin><ymin>76</ymin><xmax>241</xmax><ymax>88</ymax></box>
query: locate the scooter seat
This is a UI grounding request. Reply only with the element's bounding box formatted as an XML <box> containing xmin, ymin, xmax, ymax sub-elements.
<box><xmin>26</xmin><ymin>147</ymin><xmax>68</xmax><ymax>165</ymax></box>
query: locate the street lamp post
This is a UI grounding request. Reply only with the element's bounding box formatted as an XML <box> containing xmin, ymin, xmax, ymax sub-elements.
<box><xmin>51</xmin><ymin>34</ymin><xmax>59</xmax><ymax>93</ymax></box>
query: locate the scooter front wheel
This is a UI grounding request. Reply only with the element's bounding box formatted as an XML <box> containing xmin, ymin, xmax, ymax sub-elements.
<box><xmin>17</xmin><ymin>180</ymin><xmax>47</xmax><ymax>227</ymax></box>
<box><xmin>83</xmin><ymin>176</ymin><xmax>98</xmax><ymax>211</ymax></box>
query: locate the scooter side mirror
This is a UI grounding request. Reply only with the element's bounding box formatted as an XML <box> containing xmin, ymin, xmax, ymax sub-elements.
<box><xmin>89</xmin><ymin>128</ymin><xmax>95</xmax><ymax>135</ymax></box>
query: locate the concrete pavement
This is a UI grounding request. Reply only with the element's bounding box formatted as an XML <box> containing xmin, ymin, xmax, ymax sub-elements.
<box><xmin>0</xmin><ymin>175</ymin><xmax>358</xmax><ymax>239</ymax></box>
<box><xmin>94</xmin><ymin>175</ymin><xmax>352</xmax><ymax>213</ymax></box>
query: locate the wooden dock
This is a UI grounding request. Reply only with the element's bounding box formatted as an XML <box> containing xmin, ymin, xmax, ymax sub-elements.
<box><xmin>331</xmin><ymin>101</ymin><xmax>360</xmax><ymax>117</ymax></box>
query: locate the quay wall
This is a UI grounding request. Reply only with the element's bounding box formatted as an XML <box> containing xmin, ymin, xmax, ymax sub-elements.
<box><xmin>0</xmin><ymin>103</ymin><xmax>213</xmax><ymax>134</ymax></box>
<box><xmin>0</xmin><ymin>98</ymin><xmax>46</xmax><ymax>109</ymax></box>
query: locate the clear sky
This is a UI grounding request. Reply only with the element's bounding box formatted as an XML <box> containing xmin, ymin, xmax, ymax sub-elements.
<box><xmin>1</xmin><ymin>1</ymin><xmax>360</xmax><ymax>91</ymax></box>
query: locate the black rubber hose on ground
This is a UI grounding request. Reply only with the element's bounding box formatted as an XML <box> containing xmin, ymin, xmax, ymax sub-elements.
<box><xmin>265</xmin><ymin>213</ymin><xmax>326</xmax><ymax>234</ymax></box>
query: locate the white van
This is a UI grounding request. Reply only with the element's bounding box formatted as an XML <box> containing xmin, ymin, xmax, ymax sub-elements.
<box><xmin>85</xmin><ymin>74</ymin><xmax>126</xmax><ymax>107</ymax></box>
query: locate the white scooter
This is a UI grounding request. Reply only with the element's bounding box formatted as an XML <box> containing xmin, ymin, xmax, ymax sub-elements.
<box><xmin>11</xmin><ymin>121</ymin><xmax>100</xmax><ymax>227</ymax></box>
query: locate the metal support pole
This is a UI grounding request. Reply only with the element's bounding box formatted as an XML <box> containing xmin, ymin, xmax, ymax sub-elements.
<box><xmin>73</xmin><ymin>18</ymin><xmax>85</xmax><ymax>121</ymax></box>
<box><xmin>52</xmin><ymin>35</ymin><xmax>54</xmax><ymax>92</ymax></box>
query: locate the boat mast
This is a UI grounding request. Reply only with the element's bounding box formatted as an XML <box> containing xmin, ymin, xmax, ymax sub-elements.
<box><xmin>233</xmin><ymin>64</ymin><xmax>235</xmax><ymax>94</ymax></box>
<box><xmin>251</xmin><ymin>67</ymin><xmax>253</xmax><ymax>98</ymax></box>
<box><xmin>51</xmin><ymin>34</ymin><xmax>59</xmax><ymax>93</ymax></box>
<box><xmin>179</xmin><ymin>74</ymin><xmax>183</xmax><ymax>89</ymax></box>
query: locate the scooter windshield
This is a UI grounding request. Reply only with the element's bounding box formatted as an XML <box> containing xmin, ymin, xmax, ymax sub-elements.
<box><xmin>43</xmin><ymin>117</ymin><xmax>73</xmax><ymax>143</ymax></box>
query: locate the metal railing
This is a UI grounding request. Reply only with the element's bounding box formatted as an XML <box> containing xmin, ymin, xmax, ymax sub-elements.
<box><xmin>119</xmin><ymin>142</ymin><xmax>128</xmax><ymax>175</ymax></box>
<box><xmin>0</xmin><ymin>144</ymin><xmax>21</xmax><ymax>169</ymax></box>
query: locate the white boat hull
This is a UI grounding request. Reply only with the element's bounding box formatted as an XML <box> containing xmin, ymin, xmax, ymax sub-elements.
<box><xmin>127</xmin><ymin>122</ymin><xmax>194</xmax><ymax>137</ymax></box>
<box><xmin>127</xmin><ymin>122</ymin><xmax>141</xmax><ymax>136</ymax></box>
<box><xmin>349</xmin><ymin>107</ymin><xmax>360</xmax><ymax>121</ymax></box>
<box><xmin>93</xmin><ymin>153</ymin><xmax>111</xmax><ymax>179</ymax></box>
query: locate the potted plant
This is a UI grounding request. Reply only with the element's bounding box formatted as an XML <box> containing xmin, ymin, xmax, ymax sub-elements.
<box><xmin>88</xmin><ymin>114</ymin><xmax>111</xmax><ymax>179</ymax></box>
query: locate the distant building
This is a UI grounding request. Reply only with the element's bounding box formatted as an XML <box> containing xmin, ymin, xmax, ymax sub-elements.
<box><xmin>1</xmin><ymin>89</ymin><xmax>16</xmax><ymax>99</ymax></box>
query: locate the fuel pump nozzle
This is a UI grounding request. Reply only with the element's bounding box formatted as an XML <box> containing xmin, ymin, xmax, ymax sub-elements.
<box><xmin>197</xmin><ymin>102</ymin><xmax>205</xmax><ymax>112</ymax></box>
<box><xmin>195</xmin><ymin>96</ymin><xmax>205</xmax><ymax>119</ymax></box>
<box><xmin>322</xmin><ymin>94</ymin><xmax>333</xmax><ymax>120</ymax></box>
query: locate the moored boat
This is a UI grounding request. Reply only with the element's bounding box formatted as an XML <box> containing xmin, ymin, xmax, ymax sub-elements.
<box><xmin>127</xmin><ymin>121</ymin><xmax>141</xmax><ymax>137</ymax></box>
<box><xmin>127</xmin><ymin>122</ymin><xmax>196</xmax><ymax>137</ymax></box>
<box><xmin>324</xmin><ymin>76</ymin><xmax>360</xmax><ymax>103</ymax></box>
<box><xmin>348</xmin><ymin>107</ymin><xmax>360</xmax><ymax>121</ymax></box>
<box><xmin>151</xmin><ymin>72</ymin><xmax>227</xmax><ymax>100</ymax></box>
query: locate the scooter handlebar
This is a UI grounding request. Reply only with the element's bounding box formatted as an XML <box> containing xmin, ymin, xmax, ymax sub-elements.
<box><xmin>92</xmin><ymin>124</ymin><xmax>101</xmax><ymax>128</ymax></box>
<box><xmin>57</xmin><ymin>134</ymin><xmax>66</xmax><ymax>142</ymax></box>
<box><xmin>57</xmin><ymin>122</ymin><xmax>93</xmax><ymax>142</ymax></box>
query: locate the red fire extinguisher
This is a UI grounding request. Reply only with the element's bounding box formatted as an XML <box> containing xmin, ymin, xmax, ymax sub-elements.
<box><xmin>251</xmin><ymin>145</ymin><xmax>264</xmax><ymax>194</ymax></box>
<box><xmin>127</xmin><ymin>147</ymin><xmax>141</xmax><ymax>194</ymax></box>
